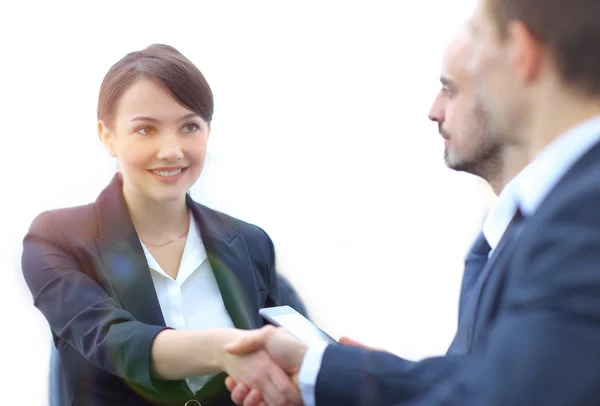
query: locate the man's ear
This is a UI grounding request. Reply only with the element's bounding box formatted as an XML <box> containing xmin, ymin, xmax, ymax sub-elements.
<box><xmin>98</xmin><ymin>120</ymin><xmax>117</xmax><ymax>157</ymax></box>
<box><xmin>507</xmin><ymin>20</ymin><xmax>544</xmax><ymax>84</ymax></box>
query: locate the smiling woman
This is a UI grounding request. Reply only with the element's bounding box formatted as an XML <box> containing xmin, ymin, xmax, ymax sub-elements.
<box><xmin>20</xmin><ymin>44</ymin><xmax>301</xmax><ymax>406</ymax></box>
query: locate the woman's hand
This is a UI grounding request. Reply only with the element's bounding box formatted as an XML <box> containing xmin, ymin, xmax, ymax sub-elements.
<box><xmin>220</xmin><ymin>331</ymin><xmax>303</xmax><ymax>406</ymax></box>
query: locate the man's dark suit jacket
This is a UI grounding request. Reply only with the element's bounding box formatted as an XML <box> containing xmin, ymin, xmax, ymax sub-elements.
<box><xmin>315</xmin><ymin>140</ymin><xmax>600</xmax><ymax>406</ymax></box>
<box><xmin>22</xmin><ymin>175</ymin><xmax>280</xmax><ymax>406</ymax></box>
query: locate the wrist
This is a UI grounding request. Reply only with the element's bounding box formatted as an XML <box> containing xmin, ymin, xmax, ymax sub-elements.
<box><xmin>214</xmin><ymin>329</ymin><xmax>246</xmax><ymax>372</ymax></box>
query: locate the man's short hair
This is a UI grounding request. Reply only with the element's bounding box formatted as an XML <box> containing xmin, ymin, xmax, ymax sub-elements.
<box><xmin>489</xmin><ymin>0</ymin><xmax>600</xmax><ymax>96</ymax></box>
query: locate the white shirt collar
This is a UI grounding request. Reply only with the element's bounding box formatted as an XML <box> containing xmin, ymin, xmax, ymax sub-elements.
<box><xmin>482</xmin><ymin>177</ymin><xmax>519</xmax><ymax>253</ymax></box>
<box><xmin>483</xmin><ymin>114</ymin><xmax>600</xmax><ymax>253</ymax></box>
<box><xmin>140</xmin><ymin>212</ymin><xmax>208</xmax><ymax>284</ymax></box>
<box><xmin>515</xmin><ymin>114</ymin><xmax>600</xmax><ymax>216</ymax></box>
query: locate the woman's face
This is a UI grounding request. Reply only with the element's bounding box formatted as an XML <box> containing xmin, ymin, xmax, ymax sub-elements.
<box><xmin>99</xmin><ymin>78</ymin><xmax>210</xmax><ymax>204</ymax></box>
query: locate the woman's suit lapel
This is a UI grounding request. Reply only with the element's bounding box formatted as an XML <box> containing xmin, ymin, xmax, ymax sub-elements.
<box><xmin>95</xmin><ymin>175</ymin><xmax>167</xmax><ymax>326</ymax></box>
<box><xmin>93</xmin><ymin>174</ymin><xmax>259</xmax><ymax>330</ymax></box>
<box><xmin>187</xmin><ymin>194</ymin><xmax>261</xmax><ymax>330</ymax></box>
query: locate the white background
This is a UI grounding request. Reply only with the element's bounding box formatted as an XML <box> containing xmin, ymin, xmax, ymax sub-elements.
<box><xmin>0</xmin><ymin>1</ymin><xmax>492</xmax><ymax>403</ymax></box>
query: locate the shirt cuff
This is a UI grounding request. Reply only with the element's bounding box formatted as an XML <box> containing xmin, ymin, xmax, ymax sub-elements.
<box><xmin>298</xmin><ymin>342</ymin><xmax>328</xmax><ymax>406</ymax></box>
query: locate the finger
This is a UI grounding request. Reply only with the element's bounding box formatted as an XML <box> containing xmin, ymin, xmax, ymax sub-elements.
<box><xmin>267</xmin><ymin>364</ymin><xmax>303</xmax><ymax>405</ymax></box>
<box><xmin>339</xmin><ymin>336</ymin><xmax>383</xmax><ymax>351</ymax></box>
<box><xmin>243</xmin><ymin>388</ymin><xmax>263</xmax><ymax>406</ymax></box>
<box><xmin>225</xmin><ymin>326</ymin><xmax>275</xmax><ymax>355</ymax></box>
<box><xmin>339</xmin><ymin>336</ymin><xmax>365</xmax><ymax>347</ymax></box>
<box><xmin>225</xmin><ymin>376</ymin><xmax>237</xmax><ymax>392</ymax></box>
<box><xmin>253</xmin><ymin>370</ymin><xmax>286</xmax><ymax>406</ymax></box>
<box><xmin>231</xmin><ymin>382</ymin><xmax>251</xmax><ymax>405</ymax></box>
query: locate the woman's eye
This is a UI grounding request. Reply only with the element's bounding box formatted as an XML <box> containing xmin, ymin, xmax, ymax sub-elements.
<box><xmin>182</xmin><ymin>123</ymin><xmax>200</xmax><ymax>133</ymax></box>
<box><xmin>136</xmin><ymin>126</ymin><xmax>154</xmax><ymax>136</ymax></box>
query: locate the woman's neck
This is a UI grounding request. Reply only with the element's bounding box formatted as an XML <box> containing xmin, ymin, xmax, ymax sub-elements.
<box><xmin>122</xmin><ymin>183</ymin><xmax>190</xmax><ymax>241</ymax></box>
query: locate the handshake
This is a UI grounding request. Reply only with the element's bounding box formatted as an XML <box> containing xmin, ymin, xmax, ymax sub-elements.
<box><xmin>221</xmin><ymin>325</ymin><xmax>378</xmax><ymax>406</ymax></box>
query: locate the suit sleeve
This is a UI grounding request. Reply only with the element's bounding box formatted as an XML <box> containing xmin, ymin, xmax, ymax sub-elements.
<box><xmin>315</xmin><ymin>179</ymin><xmax>600</xmax><ymax>406</ymax></box>
<box><xmin>21</xmin><ymin>211</ymin><xmax>184</xmax><ymax>397</ymax></box>
<box><xmin>315</xmin><ymin>345</ymin><xmax>463</xmax><ymax>405</ymax></box>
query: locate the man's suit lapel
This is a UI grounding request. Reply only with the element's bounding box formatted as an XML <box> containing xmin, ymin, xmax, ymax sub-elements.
<box><xmin>445</xmin><ymin>210</ymin><xmax>526</xmax><ymax>354</ymax></box>
<box><xmin>446</xmin><ymin>224</ymin><xmax>517</xmax><ymax>354</ymax></box>
<box><xmin>468</xmin><ymin>139</ymin><xmax>600</xmax><ymax>350</ymax></box>
<box><xmin>94</xmin><ymin>174</ymin><xmax>166</xmax><ymax>326</ymax></box>
<box><xmin>466</xmin><ymin>217</ymin><xmax>523</xmax><ymax>347</ymax></box>
<box><xmin>187</xmin><ymin>194</ymin><xmax>261</xmax><ymax>330</ymax></box>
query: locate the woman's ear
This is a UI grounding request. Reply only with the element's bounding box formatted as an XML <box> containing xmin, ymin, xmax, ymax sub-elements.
<box><xmin>98</xmin><ymin>120</ymin><xmax>117</xmax><ymax>157</ymax></box>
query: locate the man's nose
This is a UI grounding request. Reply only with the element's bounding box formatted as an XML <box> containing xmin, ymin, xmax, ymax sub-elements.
<box><xmin>428</xmin><ymin>95</ymin><xmax>445</xmax><ymax>123</ymax></box>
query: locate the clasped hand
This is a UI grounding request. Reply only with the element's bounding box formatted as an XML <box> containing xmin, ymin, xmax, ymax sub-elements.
<box><xmin>224</xmin><ymin>328</ymin><xmax>384</xmax><ymax>406</ymax></box>
<box><xmin>223</xmin><ymin>325</ymin><xmax>308</xmax><ymax>406</ymax></box>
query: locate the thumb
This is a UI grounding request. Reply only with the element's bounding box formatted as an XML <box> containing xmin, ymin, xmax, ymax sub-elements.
<box><xmin>224</xmin><ymin>326</ymin><xmax>274</xmax><ymax>355</ymax></box>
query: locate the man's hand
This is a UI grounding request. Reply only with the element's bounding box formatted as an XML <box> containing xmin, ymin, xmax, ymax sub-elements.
<box><xmin>224</xmin><ymin>326</ymin><xmax>308</xmax><ymax>406</ymax></box>
<box><xmin>224</xmin><ymin>333</ymin><xmax>389</xmax><ymax>405</ymax></box>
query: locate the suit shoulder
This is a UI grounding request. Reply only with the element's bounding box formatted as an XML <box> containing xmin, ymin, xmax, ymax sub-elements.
<box><xmin>201</xmin><ymin>203</ymin><xmax>270</xmax><ymax>235</ymax></box>
<box><xmin>196</xmin><ymin>203</ymin><xmax>274</xmax><ymax>252</ymax></box>
<box><xmin>539</xmin><ymin>161</ymin><xmax>600</xmax><ymax>222</ymax></box>
<box><xmin>28</xmin><ymin>203</ymin><xmax>98</xmax><ymax>241</ymax></box>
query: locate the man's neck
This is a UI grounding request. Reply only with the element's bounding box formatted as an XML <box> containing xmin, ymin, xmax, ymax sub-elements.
<box><xmin>488</xmin><ymin>92</ymin><xmax>600</xmax><ymax>197</ymax></box>
<box><xmin>525</xmin><ymin>88</ymin><xmax>600</xmax><ymax>159</ymax></box>
<box><xmin>486</xmin><ymin>145</ymin><xmax>529</xmax><ymax>196</ymax></box>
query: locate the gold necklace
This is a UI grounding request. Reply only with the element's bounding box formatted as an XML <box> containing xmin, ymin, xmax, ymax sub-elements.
<box><xmin>141</xmin><ymin>228</ymin><xmax>189</xmax><ymax>247</ymax></box>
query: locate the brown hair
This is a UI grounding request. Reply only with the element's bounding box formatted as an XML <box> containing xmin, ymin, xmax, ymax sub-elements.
<box><xmin>489</xmin><ymin>0</ymin><xmax>600</xmax><ymax>96</ymax></box>
<box><xmin>97</xmin><ymin>44</ymin><xmax>214</xmax><ymax>128</ymax></box>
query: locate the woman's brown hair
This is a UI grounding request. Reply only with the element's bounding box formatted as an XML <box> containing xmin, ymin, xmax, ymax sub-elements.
<box><xmin>97</xmin><ymin>44</ymin><xmax>214</xmax><ymax>128</ymax></box>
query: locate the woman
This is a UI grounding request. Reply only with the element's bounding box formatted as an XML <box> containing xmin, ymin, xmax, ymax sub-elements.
<box><xmin>22</xmin><ymin>44</ymin><xmax>300</xmax><ymax>406</ymax></box>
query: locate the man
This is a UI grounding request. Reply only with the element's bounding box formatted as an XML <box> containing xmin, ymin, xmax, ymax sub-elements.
<box><xmin>428</xmin><ymin>26</ymin><xmax>503</xmax><ymax>195</ymax></box>
<box><xmin>427</xmin><ymin>24</ymin><xmax>523</xmax><ymax>355</ymax></box>
<box><xmin>226</xmin><ymin>0</ymin><xmax>600</xmax><ymax>404</ymax></box>
<box><xmin>224</xmin><ymin>24</ymin><xmax>527</xmax><ymax>406</ymax></box>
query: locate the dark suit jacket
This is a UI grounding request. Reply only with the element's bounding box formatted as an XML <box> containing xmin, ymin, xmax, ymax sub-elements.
<box><xmin>277</xmin><ymin>274</ymin><xmax>309</xmax><ymax>319</ymax></box>
<box><xmin>315</xmin><ymin>140</ymin><xmax>600</xmax><ymax>406</ymax></box>
<box><xmin>22</xmin><ymin>174</ymin><xmax>280</xmax><ymax>406</ymax></box>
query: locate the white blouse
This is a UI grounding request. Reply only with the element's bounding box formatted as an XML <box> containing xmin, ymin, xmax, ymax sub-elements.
<box><xmin>140</xmin><ymin>213</ymin><xmax>235</xmax><ymax>392</ymax></box>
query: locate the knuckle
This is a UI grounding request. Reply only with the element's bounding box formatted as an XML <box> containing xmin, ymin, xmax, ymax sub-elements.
<box><xmin>283</xmin><ymin>385</ymin><xmax>296</xmax><ymax>399</ymax></box>
<box><xmin>253</xmin><ymin>372</ymin><xmax>267</xmax><ymax>387</ymax></box>
<box><xmin>244</xmin><ymin>373</ymin><xmax>255</xmax><ymax>386</ymax></box>
<box><xmin>257</xmin><ymin>361</ymin><xmax>270</xmax><ymax>375</ymax></box>
<box><xmin>247</xmin><ymin>375</ymin><xmax>259</xmax><ymax>388</ymax></box>
<box><xmin>231</xmin><ymin>392</ymin><xmax>242</xmax><ymax>405</ymax></box>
